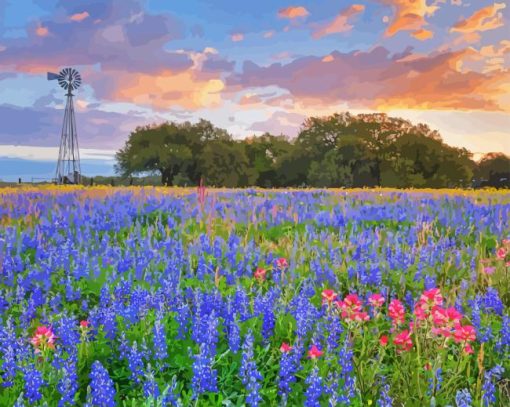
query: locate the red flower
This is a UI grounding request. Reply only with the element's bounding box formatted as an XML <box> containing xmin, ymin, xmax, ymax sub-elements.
<box><xmin>379</xmin><ymin>335</ymin><xmax>388</xmax><ymax>346</ymax></box>
<box><xmin>420</xmin><ymin>288</ymin><xmax>443</xmax><ymax>306</ymax></box>
<box><xmin>280</xmin><ymin>342</ymin><xmax>293</xmax><ymax>353</ymax></box>
<box><xmin>368</xmin><ymin>293</ymin><xmax>385</xmax><ymax>308</ymax></box>
<box><xmin>351</xmin><ymin>311</ymin><xmax>370</xmax><ymax>322</ymax></box>
<box><xmin>496</xmin><ymin>247</ymin><xmax>507</xmax><ymax>260</ymax></box>
<box><xmin>254</xmin><ymin>267</ymin><xmax>267</xmax><ymax>282</ymax></box>
<box><xmin>415</xmin><ymin>288</ymin><xmax>444</xmax><ymax>321</ymax></box>
<box><xmin>453</xmin><ymin>325</ymin><xmax>476</xmax><ymax>343</ymax></box>
<box><xmin>463</xmin><ymin>343</ymin><xmax>474</xmax><ymax>354</ymax></box>
<box><xmin>80</xmin><ymin>320</ymin><xmax>90</xmax><ymax>328</ymax></box>
<box><xmin>337</xmin><ymin>293</ymin><xmax>367</xmax><ymax>322</ymax></box>
<box><xmin>393</xmin><ymin>330</ymin><xmax>413</xmax><ymax>352</ymax></box>
<box><xmin>321</xmin><ymin>289</ymin><xmax>337</xmax><ymax>304</ymax></box>
<box><xmin>31</xmin><ymin>325</ymin><xmax>57</xmax><ymax>353</ymax></box>
<box><xmin>276</xmin><ymin>257</ymin><xmax>288</xmax><ymax>269</ymax></box>
<box><xmin>388</xmin><ymin>299</ymin><xmax>405</xmax><ymax>326</ymax></box>
<box><xmin>308</xmin><ymin>345</ymin><xmax>323</xmax><ymax>359</ymax></box>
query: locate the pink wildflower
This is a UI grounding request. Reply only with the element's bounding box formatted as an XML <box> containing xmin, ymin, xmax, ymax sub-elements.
<box><xmin>368</xmin><ymin>293</ymin><xmax>385</xmax><ymax>308</ymax></box>
<box><xmin>31</xmin><ymin>326</ymin><xmax>57</xmax><ymax>353</ymax></box>
<box><xmin>308</xmin><ymin>345</ymin><xmax>323</xmax><ymax>359</ymax></box>
<box><xmin>321</xmin><ymin>289</ymin><xmax>337</xmax><ymax>304</ymax></box>
<box><xmin>388</xmin><ymin>299</ymin><xmax>406</xmax><ymax>326</ymax></box>
<box><xmin>394</xmin><ymin>330</ymin><xmax>413</xmax><ymax>352</ymax></box>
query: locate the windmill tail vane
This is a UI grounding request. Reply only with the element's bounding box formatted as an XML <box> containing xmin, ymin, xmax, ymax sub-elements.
<box><xmin>47</xmin><ymin>67</ymin><xmax>82</xmax><ymax>184</ymax></box>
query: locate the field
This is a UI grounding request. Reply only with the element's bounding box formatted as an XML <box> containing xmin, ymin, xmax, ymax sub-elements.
<box><xmin>0</xmin><ymin>186</ymin><xmax>509</xmax><ymax>406</ymax></box>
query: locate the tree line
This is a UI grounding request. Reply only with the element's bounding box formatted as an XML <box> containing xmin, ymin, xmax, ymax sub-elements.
<box><xmin>115</xmin><ymin>113</ymin><xmax>509</xmax><ymax>188</ymax></box>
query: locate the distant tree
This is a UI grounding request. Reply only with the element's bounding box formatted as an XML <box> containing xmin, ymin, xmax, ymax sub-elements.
<box><xmin>244</xmin><ymin>133</ymin><xmax>293</xmax><ymax>187</ymax></box>
<box><xmin>115</xmin><ymin>119</ymin><xmax>228</xmax><ymax>185</ymax></box>
<box><xmin>197</xmin><ymin>140</ymin><xmax>254</xmax><ymax>187</ymax></box>
<box><xmin>476</xmin><ymin>153</ymin><xmax>510</xmax><ymax>188</ymax></box>
<box><xmin>115</xmin><ymin>112</ymin><xmax>489</xmax><ymax>189</ymax></box>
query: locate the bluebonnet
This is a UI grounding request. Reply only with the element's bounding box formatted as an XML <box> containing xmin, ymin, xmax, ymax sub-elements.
<box><xmin>175</xmin><ymin>303</ymin><xmax>190</xmax><ymax>340</ymax></box>
<box><xmin>240</xmin><ymin>331</ymin><xmax>263</xmax><ymax>406</ymax></box>
<box><xmin>304</xmin><ymin>367</ymin><xmax>323</xmax><ymax>407</ymax></box>
<box><xmin>153</xmin><ymin>318</ymin><xmax>168</xmax><ymax>363</ymax></box>
<box><xmin>143</xmin><ymin>365</ymin><xmax>160</xmax><ymax>400</ymax></box>
<box><xmin>23</xmin><ymin>365</ymin><xmax>45</xmax><ymax>403</ymax></box>
<box><xmin>483</xmin><ymin>288</ymin><xmax>503</xmax><ymax>316</ymax></box>
<box><xmin>225</xmin><ymin>310</ymin><xmax>241</xmax><ymax>353</ymax></box>
<box><xmin>338</xmin><ymin>338</ymin><xmax>355</xmax><ymax>404</ymax></box>
<box><xmin>481</xmin><ymin>365</ymin><xmax>504</xmax><ymax>407</ymax></box>
<box><xmin>191</xmin><ymin>343</ymin><xmax>218</xmax><ymax>397</ymax></box>
<box><xmin>455</xmin><ymin>388</ymin><xmax>472</xmax><ymax>407</ymax></box>
<box><xmin>89</xmin><ymin>361</ymin><xmax>116</xmax><ymax>407</ymax></box>
<box><xmin>378</xmin><ymin>378</ymin><xmax>393</xmax><ymax>407</ymax></box>
<box><xmin>278</xmin><ymin>346</ymin><xmax>299</xmax><ymax>403</ymax></box>
<box><xmin>57</xmin><ymin>354</ymin><xmax>78</xmax><ymax>406</ymax></box>
<box><xmin>127</xmin><ymin>341</ymin><xmax>145</xmax><ymax>383</ymax></box>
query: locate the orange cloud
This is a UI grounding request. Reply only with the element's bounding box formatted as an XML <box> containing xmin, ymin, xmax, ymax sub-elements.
<box><xmin>35</xmin><ymin>26</ymin><xmax>49</xmax><ymax>37</ymax></box>
<box><xmin>99</xmin><ymin>69</ymin><xmax>225</xmax><ymax>110</ymax></box>
<box><xmin>230</xmin><ymin>47</ymin><xmax>510</xmax><ymax>113</ymax></box>
<box><xmin>231</xmin><ymin>33</ymin><xmax>244</xmax><ymax>42</ymax></box>
<box><xmin>451</xmin><ymin>3</ymin><xmax>506</xmax><ymax>33</ymax></box>
<box><xmin>322</xmin><ymin>54</ymin><xmax>334</xmax><ymax>62</ymax></box>
<box><xmin>383</xmin><ymin>0</ymin><xmax>439</xmax><ymax>37</ymax></box>
<box><xmin>412</xmin><ymin>29</ymin><xmax>433</xmax><ymax>40</ymax></box>
<box><xmin>313</xmin><ymin>5</ymin><xmax>365</xmax><ymax>39</ymax></box>
<box><xmin>278</xmin><ymin>6</ymin><xmax>309</xmax><ymax>19</ymax></box>
<box><xmin>239</xmin><ymin>93</ymin><xmax>263</xmax><ymax>105</ymax></box>
<box><xmin>70</xmin><ymin>11</ymin><xmax>90</xmax><ymax>22</ymax></box>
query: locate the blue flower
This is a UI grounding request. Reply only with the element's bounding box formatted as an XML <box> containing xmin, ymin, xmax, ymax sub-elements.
<box><xmin>304</xmin><ymin>367</ymin><xmax>323</xmax><ymax>407</ymax></box>
<box><xmin>455</xmin><ymin>388</ymin><xmax>472</xmax><ymax>407</ymax></box>
<box><xmin>89</xmin><ymin>361</ymin><xmax>116</xmax><ymax>407</ymax></box>
<box><xmin>240</xmin><ymin>331</ymin><xmax>263</xmax><ymax>406</ymax></box>
<box><xmin>23</xmin><ymin>365</ymin><xmax>45</xmax><ymax>403</ymax></box>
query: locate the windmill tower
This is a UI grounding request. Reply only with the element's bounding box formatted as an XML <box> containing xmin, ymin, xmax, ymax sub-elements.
<box><xmin>47</xmin><ymin>68</ymin><xmax>82</xmax><ymax>184</ymax></box>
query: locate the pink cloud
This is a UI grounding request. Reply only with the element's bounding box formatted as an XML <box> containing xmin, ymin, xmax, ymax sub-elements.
<box><xmin>229</xmin><ymin>46</ymin><xmax>510</xmax><ymax>112</ymax></box>
<box><xmin>278</xmin><ymin>6</ymin><xmax>309</xmax><ymax>19</ymax></box>
<box><xmin>70</xmin><ymin>12</ymin><xmax>90</xmax><ymax>22</ymax></box>
<box><xmin>312</xmin><ymin>4</ymin><xmax>365</xmax><ymax>39</ymax></box>
<box><xmin>231</xmin><ymin>33</ymin><xmax>244</xmax><ymax>42</ymax></box>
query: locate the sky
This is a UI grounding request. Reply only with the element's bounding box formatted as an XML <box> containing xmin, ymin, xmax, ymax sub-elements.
<box><xmin>0</xmin><ymin>0</ymin><xmax>509</xmax><ymax>180</ymax></box>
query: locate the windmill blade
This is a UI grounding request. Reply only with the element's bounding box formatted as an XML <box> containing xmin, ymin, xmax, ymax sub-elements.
<box><xmin>47</xmin><ymin>72</ymin><xmax>59</xmax><ymax>80</ymax></box>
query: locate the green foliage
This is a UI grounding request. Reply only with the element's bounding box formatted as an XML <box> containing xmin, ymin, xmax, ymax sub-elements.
<box><xmin>115</xmin><ymin>113</ymin><xmax>507</xmax><ymax>189</ymax></box>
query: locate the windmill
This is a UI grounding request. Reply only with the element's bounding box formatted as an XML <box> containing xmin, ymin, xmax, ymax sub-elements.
<box><xmin>47</xmin><ymin>67</ymin><xmax>82</xmax><ymax>184</ymax></box>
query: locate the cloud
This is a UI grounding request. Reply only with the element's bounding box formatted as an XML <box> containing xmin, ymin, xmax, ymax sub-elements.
<box><xmin>70</xmin><ymin>11</ymin><xmax>90</xmax><ymax>22</ymax></box>
<box><xmin>249</xmin><ymin>111</ymin><xmax>306</xmax><ymax>136</ymax></box>
<box><xmin>0</xmin><ymin>0</ymin><xmax>191</xmax><ymax>75</ymax></box>
<box><xmin>278</xmin><ymin>6</ymin><xmax>309</xmax><ymax>19</ymax></box>
<box><xmin>35</xmin><ymin>25</ymin><xmax>50</xmax><ymax>37</ymax></box>
<box><xmin>312</xmin><ymin>5</ymin><xmax>365</xmax><ymax>39</ymax></box>
<box><xmin>263</xmin><ymin>31</ymin><xmax>275</xmax><ymax>39</ymax></box>
<box><xmin>383</xmin><ymin>0</ymin><xmax>439</xmax><ymax>37</ymax></box>
<box><xmin>0</xmin><ymin>102</ymin><xmax>152</xmax><ymax>149</ymax></box>
<box><xmin>450</xmin><ymin>2</ymin><xmax>506</xmax><ymax>33</ymax></box>
<box><xmin>228</xmin><ymin>46</ymin><xmax>510</xmax><ymax>112</ymax></box>
<box><xmin>92</xmin><ymin>69</ymin><xmax>225</xmax><ymax>110</ymax></box>
<box><xmin>411</xmin><ymin>28</ymin><xmax>434</xmax><ymax>40</ymax></box>
<box><xmin>231</xmin><ymin>33</ymin><xmax>244</xmax><ymax>42</ymax></box>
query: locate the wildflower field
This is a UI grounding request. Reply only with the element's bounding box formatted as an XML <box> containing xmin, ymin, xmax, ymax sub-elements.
<box><xmin>0</xmin><ymin>187</ymin><xmax>509</xmax><ymax>407</ymax></box>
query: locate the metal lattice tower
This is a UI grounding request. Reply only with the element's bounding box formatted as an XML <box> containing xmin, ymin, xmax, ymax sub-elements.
<box><xmin>47</xmin><ymin>68</ymin><xmax>82</xmax><ymax>184</ymax></box>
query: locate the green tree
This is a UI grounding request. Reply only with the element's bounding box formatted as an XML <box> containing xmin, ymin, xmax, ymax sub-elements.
<box><xmin>244</xmin><ymin>133</ymin><xmax>293</xmax><ymax>187</ymax></box>
<box><xmin>197</xmin><ymin>140</ymin><xmax>254</xmax><ymax>187</ymax></box>
<box><xmin>115</xmin><ymin>119</ymin><xmax>228</xmax><ymax>185</ymax></box>
<box><xmin>476</xmin><ymin>153</ymin><xmax>510</xmax><ymax>188</ymax></box>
